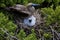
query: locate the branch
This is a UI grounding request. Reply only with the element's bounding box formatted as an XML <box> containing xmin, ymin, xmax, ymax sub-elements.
<box><xmin>0</xmin><ymin>28</ymin><xmax>19</xmax><ymax>40</ymax></box>
<box><xmin>49</xmin><ymin>26</ymin><xmax>60</xmax><ymax>40</ymax></box>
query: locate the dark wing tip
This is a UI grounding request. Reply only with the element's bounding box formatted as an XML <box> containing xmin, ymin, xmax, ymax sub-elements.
<box><xmin>5</xmin><ymin>6</ymin><xmax>31</xmax><ymax>17</ymax></box>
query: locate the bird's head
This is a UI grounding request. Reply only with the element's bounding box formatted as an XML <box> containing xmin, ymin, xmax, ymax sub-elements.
<box><xmin>23</xmin><ymin>15</ymin><xmax>36</xmax><ymax>27</ymax></box>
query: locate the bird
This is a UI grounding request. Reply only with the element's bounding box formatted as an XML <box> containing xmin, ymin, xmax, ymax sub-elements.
<box><xmin>5</xmin><ymin>3</ymin><xmax>41</xmax><ymax>35</ymax></box>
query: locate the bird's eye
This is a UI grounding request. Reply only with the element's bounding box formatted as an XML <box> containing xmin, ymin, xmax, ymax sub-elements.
<box><xmin>29</xmin><ymin>19</ymin><xmax>32</xmax><ymax>23</ymax></box>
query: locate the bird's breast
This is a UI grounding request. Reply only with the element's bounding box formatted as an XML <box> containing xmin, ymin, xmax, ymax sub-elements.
<box><xmin>23</xmin><ymin>15</ymin><xmax>36</xmax><ymax>26</ymax></box>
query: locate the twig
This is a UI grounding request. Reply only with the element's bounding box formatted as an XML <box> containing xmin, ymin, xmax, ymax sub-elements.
<box><xmin>0</xmin><ymin>28</ymin><xmax>19</xmax><ymax>40</ymax></box>
<box><xmin>49</xmin><ymin>25</ymin><xmax>60</xmax><ymax>40</ymax></box>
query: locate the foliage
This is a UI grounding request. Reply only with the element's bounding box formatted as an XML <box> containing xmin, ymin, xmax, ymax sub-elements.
<box><xmin>41</xmin><ymin>6</ymin><xmax>60</xmax><ymax>26</ymax></box>
<box><xmin>17</xmin><ymin>29</ymin><xmax>26</xmax><ymax>40</ymax></box>
<box><xmin>16</xmin><ymin>29</ymin><xmax>37</xmax><ymax>40</ymax></box>
<box><xmin>0</xmin><ymin>12</ymin><xmax>17</xmax><ymax>40</ymax></box>
<box><xmin>0</xmin><ymin>0</ymin><xmax>60</xmax><ymax>7</ymax></box>
<box><xmin>43</xmin><ymin>33</ymin><xmax>52</xmax><ymax>39</ymax></box>
<box><xmin>0</xmin><ymin>0</ymin><xmax>60</xmax><ymax>40</ymax></box>
<box><xmin>24</xmin><ymin>29</ymin><xmax>37</xmax><ymax>40</ymax></box>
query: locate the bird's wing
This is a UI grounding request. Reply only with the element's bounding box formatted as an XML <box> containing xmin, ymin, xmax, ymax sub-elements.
<box><xmin>6</xmin><ymin>4</ymin><xmax>31</xmax><ymax>15</ymax></box>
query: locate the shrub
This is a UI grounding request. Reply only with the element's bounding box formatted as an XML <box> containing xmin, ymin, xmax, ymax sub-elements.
<box><xmin>41</xmin><ymin>6</ymin><xmax>60</xmax><ymax>26</ymax></box>
<box><xmin>0</xmin><ymin>0</ymin><xmax>60</xmax><ymax>40</ymax></box>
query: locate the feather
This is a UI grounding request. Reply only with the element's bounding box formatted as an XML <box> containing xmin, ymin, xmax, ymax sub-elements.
<box><xmin>24</xmin><ymin>15</ymin><xmax>36</xmax><ymax>26</ymax></box>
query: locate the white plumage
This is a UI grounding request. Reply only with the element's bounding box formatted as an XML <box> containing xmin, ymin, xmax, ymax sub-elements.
<box><xmin>24</xmin><ymin>15</ymin><xmax>36</xmax><ymax>26</ymax></box>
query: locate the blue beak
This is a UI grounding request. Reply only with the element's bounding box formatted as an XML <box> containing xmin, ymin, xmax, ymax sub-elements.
<box><xmin>31</xmin><ymin>4</ymin><xmax>40</xmax><ymax>7</ymax></box>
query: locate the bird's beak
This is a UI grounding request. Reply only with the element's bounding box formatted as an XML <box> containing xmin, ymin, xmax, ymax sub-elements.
<box><xmin>31</xmin><ymin>4</ymin><xmax>40</xmax><ymax>7</ymax></box>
